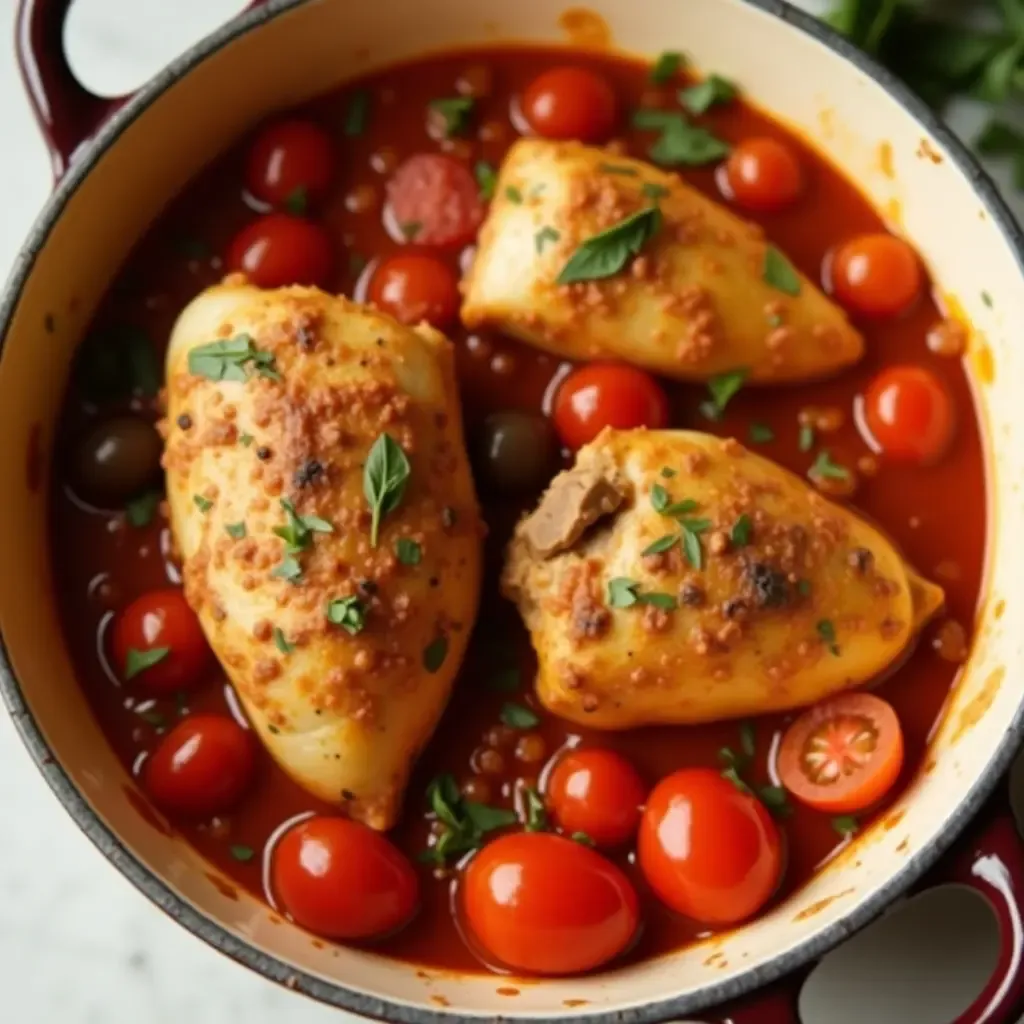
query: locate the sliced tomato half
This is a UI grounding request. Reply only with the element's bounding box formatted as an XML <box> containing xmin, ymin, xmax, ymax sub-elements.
<box><xmin>777</xmin><ymin>692</ymin><xmax>904</xmax><ymax>814</ymax></box>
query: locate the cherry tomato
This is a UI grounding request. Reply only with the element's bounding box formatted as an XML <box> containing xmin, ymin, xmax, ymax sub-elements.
<box><xmin>778</xmin><ymin>693</ymin><xmax>904</xmax><ymax>814</ymax></box>
<box><xmin>226</xmin><ymin>214</ymin><xmax>333</xmax><ymax>288</ymax></box>
<box><xmin>273</xmin><ymin>817</ymin><xmax>418</xmax><ymax>940</ymax></box>
<box><xmin>553</xmin><ymin>363</ymin><xmax>670</xmax><ymax>450</ymax></box>
<box><xmin>520</xmin><ymin>67</ymin><xmax>618</xmax><ymax>143</ymax></box>
<box><xmin>547</xmin><ymin>749</ymin><xmax>646</xmax><ymax>847</ymax></box>
<box><xmin>861</xmin><ymin>365</ymin><xmax>954</xmax><ymax>464</ymax></box>
<box><xmin>638</xmin><ymin>768</ymin><xmax>783</xmax><ymax>925</ymax></box>
<box><xmin>722</xmin><ymin>137</ymin><xmax>804</xmax><ymax>212</ymax></box>
<box><xmin>144</xmin><ymin>714</ymin><xmax>255</xmax><ymax>817</ymax></box>
<box><xmin>112</xmin><ymin>588</ymin><xmax>214</xmax><ymax>695</ymax></box>
<box><xmin>245</xmin><ymin>119</ymin><xmax>334</xmax><ymax>209</ymax></box>
<box><xmin>368</xmin><ymin>254</ymin><xmax>460</xmax><ymax>330</ymax></box>
<box><xmin>830</xmin><ymin>233</ymin><xmax>922</xmax><ymax>318</ymax></box>
<box><xmin>462</xmin><ymin>832</ymin><xmax>638</xmax><ymax>974</ymax></box>
<box><xmin>386</xmin><ymin>154</ymin><xmax>484</xmax><ymax>248</ymax></box>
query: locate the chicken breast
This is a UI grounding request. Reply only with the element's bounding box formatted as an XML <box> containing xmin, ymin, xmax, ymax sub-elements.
<box><xmin>163</xmin><ymin>280</ymin><xmax>482</xmax><ymax>829</ymax></box>
<box><xmin>462</xmin><ymin>139</ymin><xmax>863</xmax><ymax>384</ymax></box>
<box><xmin>503</xmin><ymin>429</ymin><xmax>942</xmax><ymax>729</ymax></box>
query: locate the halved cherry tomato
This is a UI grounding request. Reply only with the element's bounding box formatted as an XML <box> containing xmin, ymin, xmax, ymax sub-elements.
<box><xmin>386</xmin><ymin>154</ymin><xmax>484</xmax><ymax>248</ymax></box>
<box><xmin>830</xmin><ymin>233</ymin><xmax>922</xmax><ymax>318</ymax></box>
<box><xmin>462</xmin><ymin>832</ymin><xmax>639</xmax><ymax>974</ymax></box>
<box><xmin>638</xmin><ymin>768</ymin><xmax>782</xmax><ymax>925</ymax></box>
<box><xmin>245</xmin><ymin>119</ymin><xmax>335</xmax><ymax>209</ymax></box>
<box><xmin>547</xmin><ymin>748</ymin><xmax>646</xmax><ymax>847</ymax></box>
<box><xmin>861</xmin><ymin>365</ymin><xmax>954</xmax><ymax>464</ymax></box>
<box><xmin>112</xmin><ymin>588</ymin><xmax>213</xmax><ymax>694</ymax></box>
<box><xmin>273</xmin><ymin>816</ymin><xmax>419</xmax><ymax>941</ymax></box>
<box><xmin>520</xmin><ymin>67</ymin><xmax>619</xmax><ymax>143</ymax></box>
<box><xmin>368</xmin><ymin>254</ymin><xmax>460</xmax><ymax>330</ymax></box>
<box><xmin>553</xmin><ymin>363</ymin><xmax>670</xmax><ymax>450</ymax></box>
<box><xmin>722</xmin><ymin>137</ymin><xmax>803</xmax><ymax>212</ymax></box>
<box><xmin>144</xmin><ymin>714</ymin><xmax>255</xmax><ymax>817</ymax></box>
<box><xmin>226</xmin><ymin>213</ymin><xmax>333</xmax><ymax>288</ymax></box>
<box><xmin>778</xmin><ymin>692</ymin><xmax>904</xmax><ymax>814</ymax></box>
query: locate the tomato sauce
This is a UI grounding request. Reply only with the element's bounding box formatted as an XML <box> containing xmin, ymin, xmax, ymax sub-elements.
<box><xmin>50</xmin><ymin>46</ymin><xmax>986</xmax><ymax>973</ymax></box>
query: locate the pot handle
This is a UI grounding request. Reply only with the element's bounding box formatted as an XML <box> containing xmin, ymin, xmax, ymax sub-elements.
<box><xmin>709</xmin><ymin>809</ymin><xmax>1024</xmax><ymax>1024</ymax></box>
<box><xmin>14</xmin><ymin>0</ymin><xmax>122</xmax><ymax>181</ymax></box>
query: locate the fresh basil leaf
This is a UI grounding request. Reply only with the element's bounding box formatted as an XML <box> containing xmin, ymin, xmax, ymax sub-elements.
<box><xmin>364</xmin><ymin>433</ymin><xmax>411</xmax><ymax>547</ymax></box>
<box><xmin>273</xmin><ymin>627</ymin><xmax>293</xmax><ymax>654</ymax></box>
<box><xmin>326</xmin><ymin>595</ymin><xmax>366</xmax><ymax>635</ymax></box>
<box><xmin>396</xmin><ymin>538</ymin><xmax>422</xmax><ymax>566</ymax></box>
<box><xmin>810</xmin><ymin>449</ymin><xmax>850</xmax><ymax>481</ymax></box>
<box><xmin>534</xmin><ymin>226</ymin><xmax>561</xmax><ymax>254</ymax></box>
<box><xmin>763</xmin><ymin>246</ymin><xmax>801</xmax><ymax>295</ymax></box>
<box><xmin>464</xmin><ymin>803</ymin><xmax>517</xmax><ymax>832</ymax></box>
<box><xmin>608</xmin><ymin>577</ymin><xmax>640</xmax><ymax>608</ymax></box>
<box><xmin>976</xmin><ymin>118</ymin><xmax>1024</xmax><ymax>155</ymax></box>
<box><xmin>680</xmin><ymin>73</ymin><xmax>737</xmax><ymax>114</ymax></box>
<box><xmin>475</xmin><ymin>160</ymin><xmax>498</xmax><ymax>200</ymax></box>
<box><xmin>731</xmin><ymin>513</ymin><xmax>753</xmax><ymax>547</ymax></box>
<box><xmin>125</xmin><ymin>646</ymin><xmax>170</xmax><ymax>680</ymax></box>
<box><xmin>749</xmin><ymin>422</ymin><xmax>774</xmax><ymax>444</ymax></box>
<box><xmin>126</xmin><ymin>491</ymin><xmax>162</xmax><ymax>528</ymax></box>
<box><xmin>556</xmin><ymin>206</ymin><xmax>662</xmax><ymax>285</ymax></box>
<box><xmin>271</xmin><ymin>556</ymin><xmax>303</xmax><ymax>582</ymax></box>
<box><xmin>500</xmin><ymin>702</ymin><xmax>539</xmax><ymax>729</ymax></box>
<box><xmin>641</xmin><ymin>533</ymin><xmax>679</xmax><ymax>557</ymax></box>
<box><xmin>799</xmin><ymin>424</ymin><xmax>816</xmax><ymax>453</ymax></box>
<box><xmin>650</xmin><ymin>118</ymin><xmax>731</xmax><ymax>166</ymax></box>
<box><xmin>637</xmin><ymin>591</ymin><xmax>677</xmax><ymax>610</ymax></box>
<box><xmin>505</xmin><ymin>185</ymin><xmax>523</xmax><ymax>204</ymax></box>
<box><xmin>523</xmin><ymin>786</ymin><xmax>548</xmax><ymax>832</ymax></box>
<box><xmin>702</xmin><ymin>368</ymin><xmax>748</xmax><ymax>420</ymax></box>
<box><xmin>225</xmin><ymin>521</ymin><xmax>247</xmax><ymax>539</ymax></box>
<box><xmin>650</xmin><ymin>50</ymin><xmax>685</xmax><ymax>84</ymax></box>
<box><xmin>188</xmin><ymin>334</ymin><xmax>281</xmax><ymax>383</ymax></box>
<box><xmin>682</xmin><ymin>527</ymin><xmax>703</xmax><ymax>569</ymax></box>
<box><xmin>429</xmin><ymin>96</ymin><xmax>475</xmax><ymax>137</ymax></box>
<box><xmin>193</xmin><ymin>495</ymin><xmax>213</xmax><ymax>514</ymax></box>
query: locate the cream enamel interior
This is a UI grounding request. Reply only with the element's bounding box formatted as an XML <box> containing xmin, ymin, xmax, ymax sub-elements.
<box><xmin>0</xmin><ymin>0</ymin><xmax>1020</xmax><ymax>1016</ymax></box>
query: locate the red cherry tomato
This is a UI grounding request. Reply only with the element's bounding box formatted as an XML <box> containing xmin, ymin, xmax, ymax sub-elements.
<box><xmin>830</xmin><ymin>233</ymin><xmax>922</xmax><ymax>318</ymax></box>
<box><xmin>862</xmin><ymin>365</ymin><xmax>954</xmax><ymax>464</ymax></box>
<box><xmin>722</xmin><ymin>137</ymin><xmax>804</xmax><ymax>212</ymax></box>
<box><xmin>462</xmin><ymin>832</ymin><xmax>638</xmax><ymax>974</ymax></box>
<box><xmin>112</xmin><ymin>588</ymin><xmax>213</xmax><ymax>695</ymax></box>
<box><xmin>226</xmin><ymin>213</ymin><xmax>333</xmax><ymax>288</ymax></box>
<box><xmin>144</xmin><ymin>714</ymin><xmax>255</xmax><ymax>817</ymax></box>
<box><xmin>273</xmin><ymin>817</ymin><xmax>419</xmax><ymax>940</ymax></box>
<box><xmin>368</xmin><ymin>254</ymin><xmax>460</xmax><ymax>330</ymax></box>
<box><xmin>521</xmin><ymin>67</ymin><xmax>618</xmax><ymax>143</ymax></box>
<box><xmin>553</xmin><ymin>363</ymin><xmax>670</xmax><ymax>450</ymax></box>
<box><xmin>386</xmin><ymin>154</ymin><xmax>484</xmax><ymax>248</ymax></box>
<box><xmin>638</xmin><ymin>768</ymin><xmax>783</xmax><ymax>925</ymax></box>
<box><xmin>245</xmin><ymin>119</ymin><xmax>334</xmax><ymax>209</ymax></box>
<box><xmin>547</xmin><ymin>749</ymin><xmax>646</xmax><ymax>847</ymax></box>
<box><xmin>778</xmin><ymin>693</ymin><xmax>904</xmax><ymax>814</ymax></box>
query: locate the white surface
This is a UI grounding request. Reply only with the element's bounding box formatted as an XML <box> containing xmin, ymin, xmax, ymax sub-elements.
<box><xmin>0</xmin><ymin>1</ymin><xmax>1020</xmax><ymax>1022</ymax></box>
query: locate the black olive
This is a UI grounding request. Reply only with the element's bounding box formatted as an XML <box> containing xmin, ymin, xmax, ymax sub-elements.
<box><xmin>475</xmin><ymin>411</ymin><xmax>557</xmax><ymax>495</ymax></box>
<box><xmin>71</xmin><ymin>415</ymin><xmax>162</xmax><ymax>506</ymax></box>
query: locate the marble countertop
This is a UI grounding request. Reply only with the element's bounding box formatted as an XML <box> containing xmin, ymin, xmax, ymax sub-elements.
<box><xmin>0</xmin><ymin>2</ymin><xmax>1021</xmax><ymax>1022</ymax></box>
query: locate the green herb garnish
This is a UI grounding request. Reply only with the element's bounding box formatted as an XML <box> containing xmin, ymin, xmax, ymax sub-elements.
<box><xmin>598</xmin><ymin>163</ymin><xmax>639</xmax><ymax>176</ymax></box>
<box><xmin>749</xmin><ymin>422</ymin><xmax>775</xmax><ymax>444</ymax></box>
<box><xmin>757</xmin><ymin>785</ymin><xmax>793</xmax><ymax>817</ymax></box>
<box><xmin>607</xmin><ymin>577</ymin><xmax>677</xmax><ymax>609</ymax></box>
<box><xmin>660</xmin><ymin>466</ymin><xmax>676</xmax><ymax>478</ymax></box>
<box><xmin>700</xmin><ymin>368</ymin><xmax>748</xmax><ymax>421</ymax></box>
<box><xmin>731</xmin><ymin>513</ymin><xmax>753</xmax><ymax>547</ymax></box>
<box><xmin>534</xmin><ymin>226</ymin><xmax>561</xmax><ymax>254</ymax></box>
<box><xmin>273</xmin><ymin>628</ymin><xmax>293</xmax><ymax>654</ymax></box>
<box><xmin>650</xmin><ymin>50</ymin><xmax>685</xmax><ymax>83</ymax></box>
<box><xmin>230</xmin><ymin>844</ymin><xmax>256</xmax><ymax>862</ymax></box>
<box><xmin>239</xmin><ymin>433</ymin><xmax>254</xmax><ymax>447</ymax></box>
<box><xmin>423</xmin><ymin>635</ymin><xmax>448</xmax><ymax>673</ymax></box>
<box><xmin>225</xmin><ymin>521</ymin><xmax>247</xmax><ymax>539</ymax></box>
<box><xmin>126</xmin><ymin>491</ymin><xmax>161</xmax><ymax>528</ymax></box>
<box><xmin>763</xmin><ymin>246</ymin><xmax>802</xmax><ymax>296</ymax></box>
<box><xmin>125</xmin><ymin>647</ymin><xmax>170</xmax><ymax>681</ymax></box>
<box><xmin>364</xmin><ymin>433</ymin><xmax>411</xmax><ymax>547</ymax></box>
<box><xmin>193</xmin><ymin>495</ymin><xmax>213</xmax><ymax>514</ymax></box>
<box><xmin>345</xmin><ymin>91</ymin><xmax>370</xmax><ymax>136</ymax></box>
<box><xmin>396</xmin><ymin>537</ymin><xmax>422</xmax><ymax>565</ymax></box>
<box><xmin>271</xmin><ymin>556</ymin><xmax>303</xmax><ymax>583</ymax></box>
<box><xmin>571</xmin><ymin>831</ymin><xmax>595</xmax><ymax>846</ymax></box>
<box><xmin>429</xmin><ymin>96</ymin><xmax>475</xmax><ymax>136</ymax></box>
<box><xmin>810</xmin><ymin>450</ymin><xmax>851</xmax><ymax>481</ymax></box>
<box><xmin>475</xmin><ymin>160</ymin><xmax>498</xmax><ymax>200</ymax></box>
<box><xmin>500</xmin><ymin>702</ymin><xmax>539</xmax><ymax>729</ymax></box>
<box><xmin>817</xmin><ymin>619</ymin><xmax>840</xmax><ymax>656</ymax></box>
<box><xmin>421</xmin><ymin>774</ymin><xmax>517</xmax><ymax>865</ymax></box>
<box><xmin>798</xmin><ymin>424</ymin><xmax>816</xmax><ymax>453</ymax></box>
<box><xmin>640</xmin><ymin>534</ymin><xmax>679</xmax><ymax>557</ymax></box>
<box><xmin>326</xmin><ymin>595</ymin><xmax>366</xmax><ymax>635</ymax></box>
<box><xmin>188</xmin><ymin>334</ymin><xmax>281</xmax><ymax>383</ymax></box>
<box><xmin>642</xmin><ymin>181</ymin><xmax>670</xmax><ymax>200</ymax></box>
<box><xmin>556</xmin><ymin>206</ymin><xmax>662</xmax><ymax>285</ymax></box>
<box><xmin>523</xmin><ymin>786</ymin><xmax>548</xmax><ymax>832</ymax></box>
<box><xmin>633</xmin><ymin>109</ymin><xmax>731</xmax><ymax>166</ymax></box>
<box><xmin>505</xmin><ymin>185</ymin><xmax>524</xmax><ymax>204</ymax></box>
<box><xmin>680</xmin><ymin>74</ymin><xmax>738</xmax><ymax>114</ymax></box>
<box><xmin>400</xmin><ymin>221</ymin><xmax>422</xmax><ymax>241</ymax></box>
<box><xmin>832</xmin><ymin>814</ymin><xmax>859</xmax><ymax>837</ymax></box>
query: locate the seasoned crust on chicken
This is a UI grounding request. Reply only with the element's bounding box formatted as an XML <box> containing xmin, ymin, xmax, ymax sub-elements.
<box><xmin>502</xmin><ymin>429</ymin><xmax>943</xmax><ymax>729</ymax></box>
<box><xmin>462</xmin><ymin>139</ymin><xmax>863</xmax><ymax>384</ymax></box>
<box><xmin>163</xmin><ymin>280</ymin><xmax>482</xmax><ymax>829</ymax></box>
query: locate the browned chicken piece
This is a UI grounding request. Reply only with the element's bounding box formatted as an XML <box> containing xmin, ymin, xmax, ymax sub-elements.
<box><xmin>503</xmin><ymin>429</ymin><xmax>943</xmax><ymax>729</ymax></box>
<box><xmin>163</xmin><ymin>280</ymin><xmax>483</xmax><ymax>829</ymax></box>
<box><xmin>462</xmin><ymin>139</ymin><xmax>864</xmax><ymax>383</ymax></box>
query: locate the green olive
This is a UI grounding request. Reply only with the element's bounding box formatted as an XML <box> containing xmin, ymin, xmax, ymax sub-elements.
<box><xmin>477</xmin><ymin>412</ymin><xmax>557</xmax><ymax>495</ymax></box>
<box><xmin>72</xmin><ymin>415</ymin><xmax>162</xmax><ymax>505</ymax></box>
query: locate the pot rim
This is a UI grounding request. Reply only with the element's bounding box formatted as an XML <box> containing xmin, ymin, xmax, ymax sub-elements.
<box><xmin>1</xmin><ymin>0</ymin><xmax>1022</xmax><ymax>1020</ymax></box>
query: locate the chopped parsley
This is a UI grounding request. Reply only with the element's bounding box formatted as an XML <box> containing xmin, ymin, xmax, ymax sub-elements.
<box><xmin>682</xmin><ymin>526</ymin><xmax>704</xmax><ymax>569</ymax></box>
<box><xmin>229</xmin><ymin>845</ymin><xmax>256</xmax><ymax>862</ymax></box>
<box><xmin>534</xmin><ymin>226</ymin><xmax>561</xmax><ymax>254</ymax></box>
<box><xmin>749</xmin><ymin>422</ymin><xmax>775</xmax><ymax>444</ymax></box>
<box><xmin>420</xmin><ymin>773</ymin><xmax>517</xmax><ymax>865</ymax></box>
<box><xmin>475</xmin><ymin>160</ymin><xmax>498</xmax><ymax>200</ymax></box>
<box><xmin>757</xmin><ymin>785</ymin><xmax>793</xmax><ymax>817</ymax></box>
<box><xmin>273</xmin><ymin>498</ymin><xmax>333</xmax><ymax>558</ymax></box>
<box><xmin>810</xmin><ymin>450</ymin><xmax>851</xmax><ymax>481</ymax></box>
<box><xmin>832</xmin><ymin>814</ymin><xmax>859</xmax><ymax>837</ymax></box>
<box><xmin>650</xmin><ymin>50</ymin><xmax>685</xmax><ymax>84</ymax></box>
<box><xmin>429</xmin><ymin>96</ymin><xmax>475</xmax><ymax>136</ymax></box>
<box><xmin>798</xmin><ymin>424</ymin><xmax>816</xmax><ymax>453</ymax></box>
<box><xmin>556</xmin><ymin>206</ymin><xmax>662</xmax><ymax>285</ymax></box>
<box><xmin>640</xmin><ymin>534</ymin><xmax>679</xmax><ymax>556</ymax></box>
<box><xmin>326</xmin><ymin>596</ymin><xmax>366</xmax><ymax>635</ymax></box>
<box><xmin>642</xmin><ymin>181</ymin><xmax>670</xmax><ymax>200</ymax></box>
<box><xmin>396</xmin><ymin>537</ymin><xmax>422</xmax><ymax>566</ymax></box>
<box><xmin>225</xmin><ymin>521</ymin><xmax>247</xmax><ymax>540</ymax></box>
<box><xmin>633</xmin><ymin>109</ymin><xmax>731</xmax><ymax>166</ymax></box>
<box><xmin>126</xmin><ymin>491</ymin><xmax>162</xmax><ymax>528</ymax></box>
<box><xmin>193</xmin><ymin>495</ymin><xmax>213</xmax><ymax>514</ymax></box>
<box><xmin>239</xmin><ymin>433</ymin><xmax>254</xmax><ymax>447</ymax></box>
<box><xmin>137</xmin><ymin>708</ymin><xmax>166</xmax><ymax>729</ymax></box>
<box><xmin>364</xmin><ymin>432</ymin><xmax>411</xmax><ymax>547</ymax></box>
<box><xmin>607</xmin><ymin>576</ymin><xmax>678</xmax><ymax>610</ymax></box>
<box><xmin>423</xmin><ymin>635</ymin><xmax>448</xmax><ymax>673</ymax></box>
<box><xmin>650</xmin><ymin>484</ymin><xmax>699</xmax><ymax>518</ymax></box>
<box><xmin>187</xmin><ymin>334</ymin><xmax>281</xmax><ymax>383</ymax></box>
<box><xmin>817</xmin><ymin>618</ymin><xmax>840</xmax><ymax>655</ymax></box>
<box><xmin>700</xmin><ymin>368</ymin><xmax>748</xmax><ymax>421</ymax></box>
<box><xmin>763</xmin><ymin>246</ymin><xmax>802</xmax><ymax>296</ymax></box>
<box><xmin>273</xmin><ymin>627</ymin><xmax>293</xmax><ymax>655</ymax></box>
<box><xmin>500</xmin><ymin>702</ymin><xmax>539</xmax><ymax>729</ymax></box>
<box><xmin>522</xmin><ymin>786</ymin><xmax>548</xmax><ymax>832</ymax></box>
<box><xmin>505</xmin><ymin>185</ymin><xmax>524</xmax><ymax>204</ymax></box>
<box><xmin>271</xmin><ymin>556</ymin><xmax>303</xmax><ymax>583</ymax></box>
<box><xmin>124</xmin><ymin>647</ymin><xmax>170</xmax><ymax>681</ymax></box>
<box><xmin>680</xmin><ymin>74</ymin><xmax>737</xmax><ymax>114</ymax></box>
<box><xmin>660</xmin><ymin>466</ymin><xmax>677</xmax><ymax>478</ymax></box>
